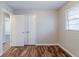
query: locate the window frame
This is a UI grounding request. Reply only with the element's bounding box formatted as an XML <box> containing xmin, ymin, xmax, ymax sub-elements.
<box><xmin>65</xmin><ymin>4</ymin><xmax>79</xmax><ymax>32</ymax></box>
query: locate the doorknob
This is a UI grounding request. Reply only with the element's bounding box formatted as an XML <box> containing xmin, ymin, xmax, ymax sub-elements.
<box><xmin>22</xmin><ymin>32</ymin><xmax>25</xmax><ymax>34</ymax></box>
<box><xmin>22</xmin><ymin>32</ymin><xmax>29</xmax><ymax>34</ymax></box>
<box><xmin>26</xmin><ymin>31</ymin><xmax>29</xmax><ymax>33</ymax></box>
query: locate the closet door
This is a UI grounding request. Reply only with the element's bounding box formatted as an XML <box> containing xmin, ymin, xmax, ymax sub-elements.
<box><xmin>26</xmin><ymin>15</ymin><xmax>36</xmax><ymax>45</ymax></box>
<box><xmin>24</xmin><ymin>15</ymin><xmax>28</xmax><ymax>45</ymax></box>
<box><xmin>13</xmin><ymin>15</ymin><xmax>25</xmax><ymax>46</ymax></box>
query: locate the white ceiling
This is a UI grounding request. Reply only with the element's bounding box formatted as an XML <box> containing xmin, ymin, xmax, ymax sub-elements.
<box><xmin>4</xmin><ymin>1</ymin><xmax>67</xmax><ymax>10</ymax></box>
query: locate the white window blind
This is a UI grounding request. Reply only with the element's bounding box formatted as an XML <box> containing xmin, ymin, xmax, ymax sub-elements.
<box><xmin>65</xmin><ymin>5</ymin><xmax>79</xmax><ymax>31</ymax></box>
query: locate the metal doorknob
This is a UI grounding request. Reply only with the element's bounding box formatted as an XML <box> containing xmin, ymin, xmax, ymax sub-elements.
<box><xmin>22</xmin><ymin>32</ymin><xmax>29</xmax><ymax>34</ymax></box>
<box><xmin>26</xmin><ymin>32</ymin><xmax>29</xmax><ymax>33</ymax></box>
<box><xmin>22</xmin><ymin>32</ymin><xmax>25</xmax><ymax>34</ymax></box>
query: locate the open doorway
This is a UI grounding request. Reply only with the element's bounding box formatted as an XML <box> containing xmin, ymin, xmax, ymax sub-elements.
<box><xmin>2</xmin><ymin>11</ymin><xmax>11</xmax><ymax>52</ymax></box>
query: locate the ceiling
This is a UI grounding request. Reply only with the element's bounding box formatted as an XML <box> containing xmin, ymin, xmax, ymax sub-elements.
<box><xmin>3</xmin><ymin>1</ymin><xmax>67</xmax><ymax>10</ymax></box>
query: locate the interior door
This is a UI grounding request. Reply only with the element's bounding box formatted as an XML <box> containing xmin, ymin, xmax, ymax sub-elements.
<box><xmin>28</xmin><ymin>15</ymin><xmax>36</xmax><ymax>44</ymax></box>
<box><xmin>24</xmin><ymin>15</ymin><xmax>36</xmax><ymax>45</ymax></box>
<box><xmin>13</xmin><ymin>15</ymin><xmax>36</xmax><ymax>46</ymax></box>
<box><xmin>24</xmin><ymin>15</ymin><xmax>28</xmax><ymax>45</ymax></box>
<box><xmin>13</xmin><ymin>15</ymin><xmax>25</xmax><ymax>46</ymax></box>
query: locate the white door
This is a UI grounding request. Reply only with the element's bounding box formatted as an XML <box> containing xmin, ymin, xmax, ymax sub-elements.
<box><xmin>24</xmin><ymin>15</ymin><xmax>28</xmax><ymax>45</ymax></box>
<box><xmin>13</xmin><ymin>15</ymin><xmax>36</xmax><ymax>46</ymax></box>
<box><xmin>13</xmin><ymin>15</ymin><xmax>25</xmax><ymax>46</ymax></box>
<box><xmin>24</xmin><ymin>15</ymin><xmax>36</xmax><ymax>45</ymax></box>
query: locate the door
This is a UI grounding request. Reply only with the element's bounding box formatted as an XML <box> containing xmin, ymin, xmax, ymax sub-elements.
<box><xmin>13</xmin><ymin>15</ymin><xmax>36</xmax><ymax>46</ymax></box>
<box><xmin>24</xmin><ymin>15</ymin><xmax>36</xmax><ymax>45</ymax></box>
<box><xmin>13</xmin><ymin>15</ymin><xmax>25</xmax><ymax>46</ymax></box>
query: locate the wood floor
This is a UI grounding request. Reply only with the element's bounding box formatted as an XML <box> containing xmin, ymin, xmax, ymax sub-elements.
<box><xmin>2</xmin><ymin>45</ymin><xmax>71</xmax><ymax>57</ymax></box>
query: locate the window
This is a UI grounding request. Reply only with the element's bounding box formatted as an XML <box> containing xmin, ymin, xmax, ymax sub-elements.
<box><xmin>65</xmin><ymin>5</ymin><xmax>79</xmax><ymax>31</ymax></box>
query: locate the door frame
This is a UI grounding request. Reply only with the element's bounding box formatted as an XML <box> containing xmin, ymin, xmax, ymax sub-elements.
<box><xmin>1</xmin><ymin>8</ymin><xmax>13</xmax><ymax>53</ymax></box>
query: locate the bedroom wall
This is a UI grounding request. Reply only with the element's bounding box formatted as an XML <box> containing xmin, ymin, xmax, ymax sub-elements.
<box><xmin>14</xmin><ymin>10</ymin><xmax>58</xmax><ymax>44</ymax></box>
<box><xmin>58</xmin><ymin>1</ymin><xmax>79</xmax><ymax>56</ymax></box>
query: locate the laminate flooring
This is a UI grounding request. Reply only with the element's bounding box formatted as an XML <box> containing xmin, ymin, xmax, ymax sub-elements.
<box><xmin>2</xmin><ymin>45</ymin><xmax>71</xmax><ymax>57</ymax></box>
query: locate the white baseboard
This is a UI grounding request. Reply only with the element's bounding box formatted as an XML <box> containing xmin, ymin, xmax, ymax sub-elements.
<box><xmin>57</xmin><ymin>44</ymin><xmax>76</xmax><ymax>57</ymax></box>
<box><xmin>35</xmin><ymin>43</ymin><xmax>58</xmax><ymax>46</ymax></box>
<box><xmin>24</xmin><ymin>44</ymin><xmax>58</xmax><ymax>46</ymax></box>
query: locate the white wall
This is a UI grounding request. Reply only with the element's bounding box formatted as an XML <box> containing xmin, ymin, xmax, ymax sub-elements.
<box><xmin>58</xmin><ymin>1</ymin><xmax>79</xmax><ymax>56</ymax></box>
<box><xmin>14</xmin><ymin>10</ymin><xmax>58</xmax><ymax>44</ymax></box>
